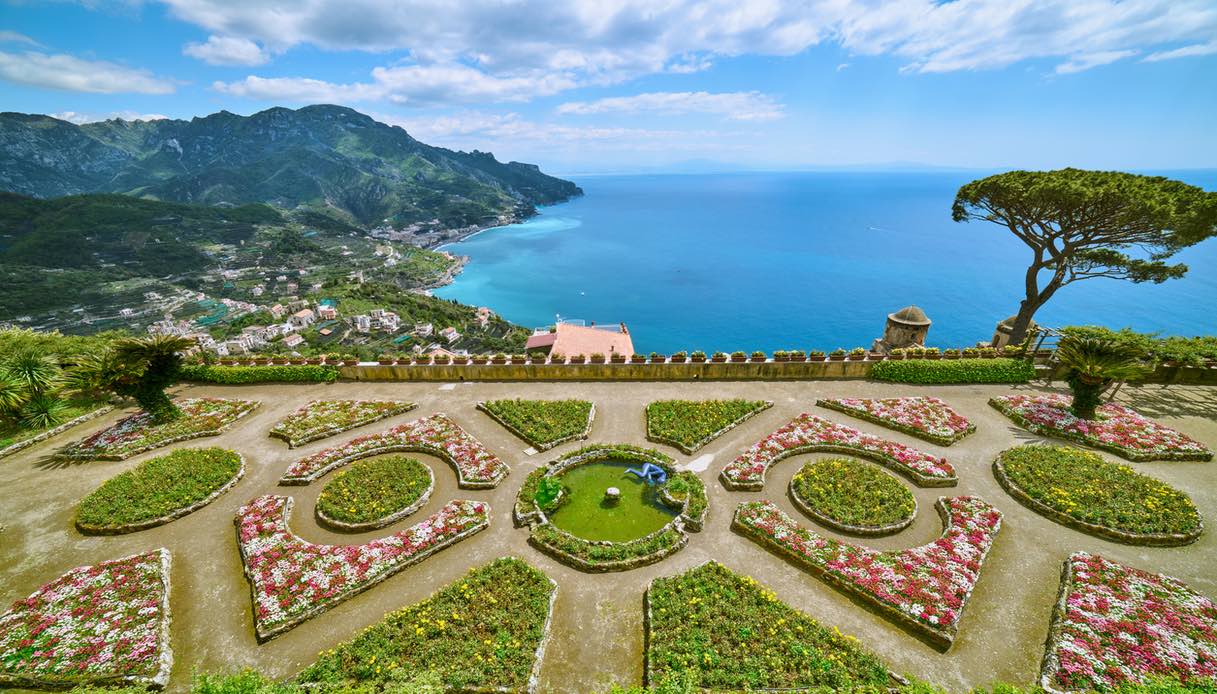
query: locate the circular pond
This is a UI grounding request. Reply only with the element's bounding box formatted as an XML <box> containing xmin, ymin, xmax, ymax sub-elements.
<box><xmin>546</xmin><ymin>460</ymin><xmax>678</xmax><ymax>542</ymax></box>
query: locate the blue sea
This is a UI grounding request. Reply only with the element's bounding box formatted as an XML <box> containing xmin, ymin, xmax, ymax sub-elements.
<box><xmin>436</xmin><ymin>171</ymin><xmax>1217</xmax><ymax>354</ymax></box>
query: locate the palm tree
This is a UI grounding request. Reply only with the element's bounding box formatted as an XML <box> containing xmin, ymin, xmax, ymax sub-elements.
<box><xmin>1055</xmin><ymin>335</ymin><xmax>1150</xmax><ymax>419</ymax></box>
<box><xmin>1</xmin><ymin>350</ymin><xmax>62</xmax><ymax>395</ymax></box>
<box><xmin>0</xmin><ymin>371</ymin><xmax>26</xmax><ymax>415</ymax></box>
<box><xmin>0</xmin><ymin>350</ymin><xmax>66</xmax><ymax>427</ymax></box>
<box><xmin>108</xmin><ymin>335</ymin><xmax>196</xmax><ymax>422</ymax></box>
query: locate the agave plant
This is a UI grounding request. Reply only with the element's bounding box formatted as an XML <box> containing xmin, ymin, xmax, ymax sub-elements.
<box><xmin>19</xmin><ymin>393</ymin><xmax>69</xmax><ymax>429</ymax></box>
<box><xmin>1055</xmin><ymin>335</ymin><xmax>1150</xmax><ymax>419</ymax></box>
<box><xmin>1</xmin><ymin>350</ymin><xmax>63</xmax><ymax>396</ymax></box>
<box><xmin>0</xmin><ymin>371</ymin><xmax>27</xmax><ymax>415</ymax></box>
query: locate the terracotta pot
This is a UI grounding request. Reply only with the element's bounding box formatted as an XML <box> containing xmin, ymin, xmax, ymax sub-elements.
<box><xmin>691</xmin><ymin>356</ymin><xmax>706</xmax><ymax>363</ymax></box>
<box><xmin>711</xmin><ymin>356</ymin><xmax>727</xmax><ymax>363</ymax></box>
<box><xmin>731</xmin><ymin>356</ymin><xmax>747</xmax><ymax>363</ymax></box>
<box><xmin>492</xmin><ymin>357</ymin><xmax>507</xmax><ymax>364</ymax></box>
<box><xmin>511</xmin><ymin>357</ymin><xmax>526</xmax><ymax>364</ymax></box>
<box><xmin>867</xmin><ymin>353</ymin><xmax>886</xmax><ymax>361</ymax></box>
<box><xmin>773</xmin><ymin>355</ymin><xmax>788</xmax><ymax>362</ymax></box>
<box><xmin>847</xmin><ymin>354</ymin><xmax>865</xmax><ymax>361</ymax></box>
<box><xmin>808</xmin><ymin>355</ymin><xmax>826</xmax><ymax>362</ymax></box>
<box><xmin>272</xmin><ymin>358</ymin><xmax>289</xmax><ymax>365</ymax></box>
<box><xmin>378</xmin><ymin>359</ymin><xmax>394</xmax><ymax>365</ymax></box>
<box><xmin>670</xmin><ymin>356</ymin><xmax>686</xmax><ymax>363</ymax></box>
<box><xmin>306</xmin><ymin>358</ymin><xmax>322</xmax><ymax>365</ymax></box>
<box><xmin>925</xmin><ymin>354</ymin><xmax>942</xmax><ymax>360</ymax></box>
<box><xmin>829</xmin><ymin>355</ymin><xmax>846</xmax><ymax>361</ymax></box>
<box><xmin>750</xmin><ymin>356</ymin><xmax>766</xmax><ymax>363</ymax></box>
<box><xmin>343</xmin><ymin>359</ymin><xmax>358</xmax><ymax>366</ymax></box>
<box><xmin>651</xmin><ymin>356</ymin><xmax>667</xmax><ymax>364</ymax></box>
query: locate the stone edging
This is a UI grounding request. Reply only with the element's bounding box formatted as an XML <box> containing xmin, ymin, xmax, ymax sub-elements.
<box><xmin>314</xmin><ymin>462</ymin><xmax>435</xmax><ymax>532</ymax></box>
<box><xmin>993</xmin><ymin>455</ymin><xmax>1202</xmax><ymax>547</ymax></box>
<box><xmin>0</xmin><ymin>405</ymin><xmax>115</xmax><ymax>460</ymax></box>
<box><xmin>816</xmin><ymin>399</ymin><xmax>975</xmax><ymax>447</ymax></box>
<box><xmin>76</xmin><ymin>454</ymin><xmax>248</xmax><ymax>536</ymax></box>
<box><xmin>988</xmin><ymin>398</ymin><xmax>1214</xmax><ymax>463</ymax></box>
<box><xmin>1037</xmin><ymin>557</ymin><xmax>1077</xmax><ymax>694</ymax></box>
<box><xmin>270</xmin><ymin>402</ymin><xmax>417</xmax><ymax>448</ymax></box>
<box><xmin>645</xmin><ymin>400</ymin><xmax>773</xmax><ymax>455</ymax></box>
<box><xmin>788</xmin><ymin>473</ymin><xmax>916</xmax><ymax>537</ymax></box>
<box><xmin>238</xmin><ymin>496</ymin><xmax>490</xmax><ymax>642</ymax></box>
<box><xmin>720</xmin><ymin>443</ymin><xmax>958</xmax><ymax>491</ymax></box>
<box><xmin>476</xmin><ymin>401</ymin><xmax>595</xmax><ymax>451</ymax></box>
<box><xmin>60</xmin><ymin>401</ymin><xmax>260</xmax><ymax>461</ymax></box>
<box><xmin>528</xmin><ymin>521</ymin><xmax>689</xmax><ymax>573</ymax></box>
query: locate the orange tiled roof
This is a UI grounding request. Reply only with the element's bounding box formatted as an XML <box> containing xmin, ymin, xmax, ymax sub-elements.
<box><xmin>531</xmin><ymin>323</ymin><xmax>633</xmax><ymax>357</ymax></box>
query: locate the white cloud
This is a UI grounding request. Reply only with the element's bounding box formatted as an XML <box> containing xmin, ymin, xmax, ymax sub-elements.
<box><xmin>50</xmin><ymin>111</ymin><xmax>170</xmax><ymax>124</ymax></box>
<box><xmin>379</xmin><ymin>111</ymin><xmax>714</xmax><ymax>144</ymax></box>
<box><xmin>0</xmin><ymin>50</ymin><xmax>175</xmax><ymax>94</ymax></box>
<box><xmin>1143</xmin><ymin>40</ymin><xmax>1217</xmax><ymax>62</ymax></box>
<box><xmin>0</xmin><ymin>30</ymin><xmax>41</xmax><ymax>46</ymax></box>
<box><xmin>557</xmin><ymin>91</ymin><xmax>783</xmax><ymax>121</ymax></box>
<box><xmin>183</xmin><ymin>35</ymin><xmax>269</xmax><ymax>65</ymax></box>
<box><xmin>1055</xmin><ymin>49</ymin><xmax>1138</xmax><ymax>74</ymax></box>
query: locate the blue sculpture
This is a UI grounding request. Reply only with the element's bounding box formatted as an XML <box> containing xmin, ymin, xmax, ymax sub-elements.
<box><xmin>625</xmin><ymin>462</ymin><xmax>667</xmax><ymax>485</ymax></box>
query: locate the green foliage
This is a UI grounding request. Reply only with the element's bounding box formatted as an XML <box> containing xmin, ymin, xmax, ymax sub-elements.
<box><xmin>532</xmin><ymin>522</ymin><xmax>684</xmax><ymax>564</ymax></box>
<box><xmin>1056</xmin><ymin>334</ymin><xmax>1150</xmax><ymax>419</ymax></box>
<box><xmin>1060</xmin><ymin>325</ymin><xmax>1217</xmax><ymax>367</ymax></box>
<box><xmin>18</xmin><ymin>393</ymin><xmax>69</xmax><ymax>429</ymax></box>
<box><xmin>316</xmin><ymin>456</ymin><xmax>431</xmax><ymax>526</ymax></box>
<box><xmin>792</xmin><ymin>458</ymin><xmax>916</xmax><ymax>529</ymax></box>
<box><xmin>480</xmin><ymin>398</ymin><xmax>593</xmax><ymax>448</ymax></box>
<box><xmin>998</xmin><ymin>445</ymin><xmax>1201</xmax><ymax>537</ymax></box>
<box><xmin>178</xmin><ymin>364</ymin><xmax>339</xmax><ymax>383</ymax></box>
<box><xmin>870</xmin><ymin>358</ymin><xmax>1035</xmax><ymax>384</ymax></box>
<box><xmin>75</xmin><ymin>447</ymin><xmax>242</xmax><ymax>530</ymax></box>
<box><xmin>664</xmin><ymin>471</ymin><xmax>708</xmax><ymax>521</ymax></box>
<box><xmin>646</xmin><ymin>399</ymin><xmax>770</xmax><ymax>453</ymax></box>
<box><xmin>533</xmin><ymin>476</ymin><xmax>563</xmax><ymax>511</ymax></box>
<box><xmin>105</xmin><ymin>335</ymin><xmax>195</xmax><ymax>422</ymax></box>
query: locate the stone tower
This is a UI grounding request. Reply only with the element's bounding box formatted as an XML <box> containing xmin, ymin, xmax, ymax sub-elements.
<box><xmin>872</xmin><ymin>305</ymin><xmax>931</xmax><ymax>353</ymax></box>
<box><xmin>990</xmin><ymin>314</ymin><xmax>1037</xmax><ymax>349</ymax></box>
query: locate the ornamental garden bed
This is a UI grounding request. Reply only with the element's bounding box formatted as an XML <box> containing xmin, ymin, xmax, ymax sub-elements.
<box><xmin>0</xmin><ymin>403</ymin><xmax>114</xmax><ymax>460</ymax></box>
<box><xmin>721</xmin><ymin>413</ymin><xmax>957</xmax><ymax>490</ymax></box>
<box><xmin>990</xmin><ymin>394</ymin><xmax>1213</xmax><ymax>462</ymax></box>
<box><xmin>993</xmin><ymin>445</ymin><xmax>1202</xmax><ymax>546</ymax></box>
<box><xmin>516</xmin><ymin>444</ymin><xmax>708</xmax><ymax>572</ymax></box>
<box><xmin>280</xmin><ymin>413</ymin><xmax>509</xmax><ymax>488</ymax></box>
<box><xmin>732</xmin><ymin>496</ymin><xmax>1003</xmax><ymax>650</ymax></box>
<box><xmin>1040</xmin><ymin>552</ymin><xmax>1217</xmax><ymax>693</ymax></box>
<box><xmin>644</xmin><ymin>399</ymin><xmax>772</xmax><ymax>454</ymax></box>
<box><xmin>60</xmin><ymin>398</ymin><xmax>259</xmax><ymax>461</ymax></box>
<box><xmin>645</xmin><ymin>561</ymin><xmax>900</xmax><ymax>690</ymax></box>
<box><xmin>0</xmin><ymin>548</ymin><xmax>172</xmax><ymax>690</ymax></box>
<box><xmin>789</xmin><ymin>458</ymin><xmax>916</xmax><ymax>536</ymax></box>
<box><xmin>235</xmin><ymin>495</ymin><xmax>490</xmax><ymax>641</ymax></box>
<box><xmin>315</xmin><ymin>455</ymin><xmax>434</xmax><ymax>532</ymax></box>
<box><xmin>297</xmin><ymin>558</ymin><xmax>557</xmax><ymax>694</ymax></box>
<box><xmin>477</xmin><ymin>399</ymin><xmax>595</xmax><ymax>451</ymax></box>
<box><xmin>817</xmin><ymin>396</ymin><xmax>975</xmax><ymax>446</ymax></box>
<box><xmin>75</xmin><ymin>447</ymin><xmax>245</xmax><ymax>535</ymax></box>
<box><xmin>269</xmin><ymin>400</ymin><xmax>417</xmax><ymax>448</ymax></box>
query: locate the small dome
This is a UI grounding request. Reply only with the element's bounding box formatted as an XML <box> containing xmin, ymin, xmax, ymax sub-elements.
<box><xmin>998</xmin><ymin>314</ymin><xmax>1037</xmax><ymax>329</ymax></box>
<box><xmin>888</xmin><ymin>305</ymin><xmax>931</xmax><ymax>326</ymax></box>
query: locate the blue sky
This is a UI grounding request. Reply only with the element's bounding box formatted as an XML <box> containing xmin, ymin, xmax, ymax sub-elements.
<box><xmin>2</xmin><ymin>0</ymin><xmax>1216</xmax><ymax>172</ymax></box>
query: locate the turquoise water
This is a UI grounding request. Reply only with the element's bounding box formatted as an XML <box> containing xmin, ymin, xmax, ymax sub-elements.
<box><xmin>436</xmin><ymin>171</ymin><xmax>1217</xmax><ymax>353</ymax></box>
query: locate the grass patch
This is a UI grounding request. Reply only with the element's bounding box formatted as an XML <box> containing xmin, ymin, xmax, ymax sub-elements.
<box><xmin>316</xmin><ymin>456</ymin><xmax>432</xmax><ymax>528</ymax></box>
<box><xmin>791</xmin><ymin>458</ymin><xmax>915</xmax><ymax>532</ymax></box>
<box><xmin>646</xmin><ymin>399</ymin><xmax>771</xmax><ymax>454</ymax></box>
<box><xmin>75</xmin><ymin>447</ymin><xmax>242</xmax><ymax>532</ymax></box>
<box><xmin>646</xmin><ymin>561</ymin><xmax>895</xmax><ymax>690</ymax></box>
<box><xmin>870</xmin><ymin>358</ymin><xmax>1034</xmax><ymax>384</ymax></box>
<box><xmin>296</xmin><ymin>558</ymin><xmax>555</xmax><ymax>692</ymax></box>
<box><xmin>478</xmin><ymin>399</ymin><xmax>593</xmax><ymax>450</ymax></box>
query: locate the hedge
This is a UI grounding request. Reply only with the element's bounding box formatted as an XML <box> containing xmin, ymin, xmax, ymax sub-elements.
<box><xmin>870</xmin><ymin>358</ymin><xmax>1034</xmax><ymax>384</ymax></box>
<box><xmin>178</xmin><ymin>364</ymin><xmax>339</xmax><ymax>384</ymax></box>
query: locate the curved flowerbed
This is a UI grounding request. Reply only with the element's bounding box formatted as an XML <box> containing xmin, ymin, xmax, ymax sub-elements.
<box><xmin>280</xmin><ymin>413</ymin><xmax>509</xmax><ymax>488</ymax></box>
<box><xmin>315</xmin><ymin>456</ymin><xmax>434</xmax><ymax>532</ymax></box>
<box><xmin>1041</xmin><ymin>552</ymin><xmax>1217</xmax><ymax>693</ymax></box>
<box><xmin>789</xmin><ymin>458</ymin><xmax>916</xmax><ymax>536</ymax></box>
<box><xmin>990</xmin><ymin>394</ymin><xmax>1212</xmax><ymax>462</ymax></box>
<box><xmin>269</xmin><ymin>400</ymin><xmax>417</xmax><ymax>448</ymax></box>
<box><xmin>61</xmin><ymin>397</ymin><xmax>258</xmax><ymax>460</ymax></box>
<box><xmin>645</xmin><ymin>399</ymin><xmax>773</xmax><ymax>454</ymax></box>
<box><xmin>477</xmin><ymin>399</ymin><xmax>595</xmax><ymax>451</ymax></box>
<box><xmin>817</xmin><ymin>396</ymin><xmax>975</xmax><ymax>446</ymax></box>
<box><xmin>995</xmin><ymin>445</ymin><xmax>1203</xmax><ymax>546</ymax></box>
<box><xmin>76</xmin><ymin>447</ymin><xmax>245</xmax><ymax>535</ymax></box>
<box><xmin>732</xmin><ymin>496</ymin><xmax>1003</xmax><ymax>650</ymax></box>
<box><xmin>0</xmin><ymin>548</ymin><xmax>172</xmax><ymax>690</ymax></box>
<box><xmin>721</xmin><ymin>413</ymin><xmax>957</xmax><ymax>490</ymax></box>
<box><xmin>235</xmin><ymin>495</ymin><xmax>490</xmax><ymax>641</ymax></box>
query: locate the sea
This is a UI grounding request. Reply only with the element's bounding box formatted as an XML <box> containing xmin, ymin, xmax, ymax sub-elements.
<box><xmin>435</xmin><ymin>170</ymin><xmax>1217</xmax><ymax>354</ymax></box>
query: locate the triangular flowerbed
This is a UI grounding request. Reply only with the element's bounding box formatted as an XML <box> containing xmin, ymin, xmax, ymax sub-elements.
<box><xmin>61</xmin><ymin>397</ymin><xmax>258</xmax><ymax>460</ymax></box>
<box><xmin>477</xmin><ymin>399</ymin><xmax>594</xmax><ymax>451</ymax></box>
<box><xmin>646</xmin><ymin>561</ymin><xmax>898</xmax><ymax>690</ymax></box>
<box><xmin>0</xmin><ymin>549</ymin><xmax>172</xmax><ymax>690</ymax></box>
<box><xmin>646</xmin><ymin>399</ymin><xmax>772</xmax><ymax>454</ymax></box>
<box><xmin>235</xmin><ymin>495</ymin><xmax>490</xmax><ymax>641</ymax></box>
<box><xmin>297</xmin><ymin>558</ymin><xmax>557</xmax><ymax>692</ymax></box>
<box><xmin>817</xmin><ymin>396</ymin><xmax>975</xmax><ymax>446</ymax></box>
<box><xmin>1041</xmin><ymin>552</ymin><xmax>1217</xmax><ymax>692</ymax></box>
<box><xmin>732</xmin><ymin>496</ymin><xmax>1002</xmax><ymax>650</ymax></box>
<box><xmin>269</xmin><ymin>400</ymin><xmax>416</xmax><ymax>447</ymax></box>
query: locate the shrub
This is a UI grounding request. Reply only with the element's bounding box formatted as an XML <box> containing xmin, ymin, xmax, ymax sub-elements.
<box><xmin>178</xmin><ymin>364</ymin><xmax>339</xmax><ymax>384</ymax></box>
<box><xmin>316</xmin><ymin>456</ymin><xmax>432</xmax><ymax>527</ymax></box>
<box><xmin>791</xmin><ymin>458</ymin><xmax>915</xmax><ymax>531</ymax></box>
<box><xmin>870</xmin><ymin>358</ymin><xmax>1034</xmax><ymax>384</ymax></box>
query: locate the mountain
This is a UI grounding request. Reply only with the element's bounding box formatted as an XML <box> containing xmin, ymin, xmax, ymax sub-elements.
<box><xmin>0</xmin><ymin>105</ymin><xmax>581</xmax><ymax>227</ymax></box>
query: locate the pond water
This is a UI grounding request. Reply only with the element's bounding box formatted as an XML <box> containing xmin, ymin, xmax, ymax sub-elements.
<box><xmin>546</xmin><ymin>460</ymin><xmax>677</xmax><ymax>542</ymax></box>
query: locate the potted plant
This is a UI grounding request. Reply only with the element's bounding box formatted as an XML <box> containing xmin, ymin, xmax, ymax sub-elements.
<box><xmin>924</xmin><ymin>347</ymin><xmax>942</xmax><ymax>360</ymax></box>
<box><xmin>550</xmin><ymin>353</ymin><xmax>567</xmax><ymax>365</ymax></box>
<box><xmin>847</xmin><ymin>347</ymin><xmax>867</xmax><ymax>361</ymax></box>
<box><xmin>773</xmin><ymin>350</ymin><xmax>789</xmax><ymax>362</ymax></box>
<box><xmin>324</xmin><ymin>353</ymin><xmax>342</xmax><ymax>365</ymax></box>
<box><xmin>219</xmin><ymin>357</ymin><xmax>237</xmax><ymax>366</ymax></box>
<box><xmin>491</xmin><ymin>353</ymin><xmax>508</xmax><ymax>364</ymax></box>
<box><xmin>630</xmin><ymin>353</ymin><xmax>647</xmax><ymax>364</ymax></box>
<box><xmin>510</xmin><ymin>353</ymin><xmax>527</xmax><ymax>364</ymax></box>
<box><xmin>889</xmin><ymin>348</ymin><xmax>906</xmax><ymax>360</ymax></box>
<box><xmin>433</xmin><ymin>353</ymin><xmax>451</xmax><ymax>365</ymax></box>
<box><xmin>962</xmin><ymin>347</ymin><xmax>980</xmax><ymax>358</ymax></box>
<box><xmin>474</xmin><ymin>354</ymin><xmax>490</xmax><ymax>364</ymax></box>
<box><xmin>271</xmin><ymin>353</ymin><xmax>290</xmax><ymax>365</ymax></box>
<box><xmin>414</xmin><ymin>353</ymin><xmax>433</xmax><ymax>365</ymax></box>
<box><xmin>610</xmin><ymin>353</ymin><xmax>627</xmax><ymax>364</ymax></box>
<box><xmin>569</xmin><ymin>353</ymin><xmax>586</xmax><ymax>364</ymax></box>
<box><xmin>670</xmin><ymin>351</ymin><xmax>687</xmax><ymax>363</ymax></box>
<box><xmin>454</xmin><ymin>354</ymin><xmax>470</xmax><ymax>365</ymax></box>
<box><xmin>290</xmin><ymin>355</ymin><xmax>307</xmax><ymax>365</ymax></box>
<box><xmin>750</xmin><ymin>351</ymin><xmax>766</xmax><ymax>363</ymax></box>
<box><xmin>528</xmin><ymin>351</ymin><xmax>548</xmax><ymax>364</ymax></box>
<box><xmin>730</xmin><ymin>351</ymin><xmax>748</xmax><ymax>363</ymax></box>
<box><xmin>867</xmin><ymin>350</ymin><xmax>886</xmax><ymax>361</ymax></box>
<box><xmin>377</xmin><ymin>353</ymin><xmax>395</xmax><ymax>365</ymax></box>
<box><xmin>787</xmin><ymin>349</ymin><xmax>806</xmax><ymax>362</ymax></box>
<box><xmin>650</xmin><ymin>352</ymin><xmax>666</xmax><ymax>364</ymax></box>
<box><xmin>943</xmin><ymin>348</ymin><xmax>961</xmax><ymax>360</ymax></box>
<box><xmin>828</xmin><ymin>348</ymin><xmax>847</xmax><ymax>362</ymax></box>
<box><xmin>250</xmin><ymin>355</ymin><xmax>268</xmax><ymax>365</ymax></box>
<box><xmin>589</xmin><ymin>352</ymin><xmax>606</xmax><ymax>364</ymax></box>
<box><xmin>690</xmin><ymin>351</ymin><xmax>707</xmax><ymax>363</ymax></box>
<box><xmin>1001</xmin><ymin>344</ymin><xmax>1025</xmax><ymax>357</ymax></box>
<box><xmin>306</xmin><ymin>354</ymin><xmax>323</xmax><ymax>365</ymax></box>
<box><xmin>978</xmin><ymin>347</ymin><xmax>997</xmax><ymax>359</ymax></box>
<box><xmin>808</xmin><ymin>350</ymin><xmax>826</xmax><ymax>362</ymax></box>
<box><xmin>711</xmin><ymin>352</ymin><xmax>728</xmax><ymax>363</ymax></box>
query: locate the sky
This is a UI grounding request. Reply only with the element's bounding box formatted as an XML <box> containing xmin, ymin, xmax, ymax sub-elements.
<box><xmin>2</xmin><ymin>0</ymin><xmax>1216</xmax><ymax>173</ymax></box>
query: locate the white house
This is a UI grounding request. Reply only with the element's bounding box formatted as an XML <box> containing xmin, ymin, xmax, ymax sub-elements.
<box><xmin>413</xmin><ymin>322</ymin><xmax>433</xmax><ymax>337</ymax></box>
<box><xmin>283</xmin><ymin>334</ymin><xmax>305</xmax><ymax>349</ymax></box>
<box><xmin>440</xmin><ymin>326</ymin><xmax>461</xmax><ymax>344</ymax></box>
<box><xmin>289</xmin><ymin>308</ymin><xmax>316</xmax><ymax>329</ymax></box>
<box><xmin>353</xmin><ymin>315</ymin><xmax>372</xmax><ymax>333</ymax></box>
<box><xmin>317</xmin><ymin>305</ymin><xmax>338</xmax><ymax>320</ymax></box>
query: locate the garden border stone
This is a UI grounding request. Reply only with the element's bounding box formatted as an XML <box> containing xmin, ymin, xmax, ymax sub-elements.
<box><xmin>721</xmin><ymin>442</ymin><xmax>957</xmax><ymax>491</ymax></box>
<box><xmin>59</xmin><ymin>400</ymin><xmax>259</xmax><ymax>461</ymax></box>
<box><xmin>0</xmin><ymin>405</ymin><xmax>114</xmax><ymax>460</ymax></box>
<box><xmin>269</xmin><ymin>401</ymin><xmax>417</xmax><ymax>448</ymax></box>
<box><xmin>314</xmin><ymin>459</ymin><xmax>435</xmax><ymax>532</ymax></box>
<box><xmin>476</xmin><ymin>400</ymin><xmax>595</xmax><ymax>451</ymax></box>
<box><xmin>645</xmin><ymin>400</ymin><xmax>773</xmax><ymax>455</ymax></box>
<box><xmin>788</xmin><ymin>464</ymin><xmax>916</xmax><ymax>537</ymax></box>
<box><xmin>1038</xmin><ymin>554</ymin><xmax>1080</xmax><ymax>694</ymax></box>
<box><xmin>816</xmin><ymin>398</ymin><xmax>975</xmax><ymax>446</ymax></box>
<box><xmin>528</xmin><ymin>522</ymin><xmax>689</xmax><ymax>573</ymax></box>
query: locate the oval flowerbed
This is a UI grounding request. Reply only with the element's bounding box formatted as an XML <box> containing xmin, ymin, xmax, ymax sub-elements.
<box><xmin>315</xmin><ymin>456</ymin><xmax>434</xmax><ymax>531</ymax></box>
<box><xmin>994</xmin><ymin>445</ymin><xmax>1203</xmax><ymax>546</ymax></box>
<box><xmin>76</xmin><ymin>447</ymin><xmax>245</xmax><ymax>535</ymax></box>
<box><xmin>790</xmin><ymin>458</ymin><xmax>916</xmax><ymax>535</ymax></box>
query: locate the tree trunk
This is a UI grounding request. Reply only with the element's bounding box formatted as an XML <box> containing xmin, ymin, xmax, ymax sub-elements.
<box><xmin>1066</xmin><ymin>372</ymin><xmax>1106</xmax><ymax>420</ymax></box>
<box><xmin>1005</xmin><ymin>299</ymin><xmax>1040</xmax><ymax>346</ymax></box>
<box><xmin>136</xmin><ymin>386</ymin><xmax>181</xmax><ymax>423</ymax></box>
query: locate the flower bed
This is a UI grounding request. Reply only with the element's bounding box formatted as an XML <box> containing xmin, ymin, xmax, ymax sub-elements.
<box><xmin>280</xmin><ymin>413</ymin><xmax>509</xmax><ymax>488</ymax></box>
<box><xmin>1041</xmin><ymin>552</ymin><xmax>1217</xmax><ymax>693</ymax></box>
<box><xmin>732</xmin><ymin>496</ymin><xmax>1002</xmax><ymax>650</ymax></box>
<box><xmin>315</xmin><ymin>456</ymin><xmax>434</xmax><ymax>532</ymax></box>
<box><xmin>529</xmin><ymin>523</ymin><xmax>688</xmax><ymax>573</ymax></box>
<box><xmin>269</xmin><ymin>400</ymin><xmax>417</xmax><ymax>448</ymax></box>
<box><xmin>721</xmin><ymin>413</ymin><xmax>957</xmax><ymax>490</ymax></box>
<box><xmin>645</xmin><ymin>399</ymin><xmax>772</xmax><ymax>454</ymax></box>
<box><xmin>76</xmin><ymin>447</ymin><xmax>245</xmax><ymax>535</ymax></box>
<box><xmin>645</xmin><ymin>561</ymin><xmax>897</xmax><ymax>690</ymax></box>
<box><xmin>477</xmin><ymin>399</ymin><xmax>594</xmax><ymax>451</ymax></box>
<box><xmin>817</xmin><ymin>396</ymin><xmax>975</xmax><ymax>446</ymax></box>
<box><xmin>994</xmin><ymin>445</ymin><xmax>1202</xmax><ymax>546</ymax></box>
<box><xmin>790</xmin><ymin>458</ymin><xmax>916</xmax><ymax>536</ymax></box>
<box><xmin>990</xmin><ymin>394</ymin><xmax>1212</xmax><ymax>462</ymax></box>
<box><xmin>61</xmin><ymin>398</ymin><xmax>259</xmax><ymax>461</ymax></box>
<box><xmin>0</xmin><ymin>404</ymin><xmax>114</xmax><ymax>460</ymax></box>
<box><xmin>235</xmin><ymin>495</ymin><xmax>489</xmax><ymax>641</ymax></box>
<box><xmin>297</xmin><ymin>558</ymin><xmax>557</xmax><ymax>694</ymax></box>
<box><xmin>0</xmin><ymin>549</ymin><xmax>172</xmax><ymax>690</ymax></box>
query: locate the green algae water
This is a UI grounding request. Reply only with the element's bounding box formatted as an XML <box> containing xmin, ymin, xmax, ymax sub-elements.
<box><xmin>547</xmin><ymin>461</ymin><xmax>677</xmax><ymax>542</ymax></box>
